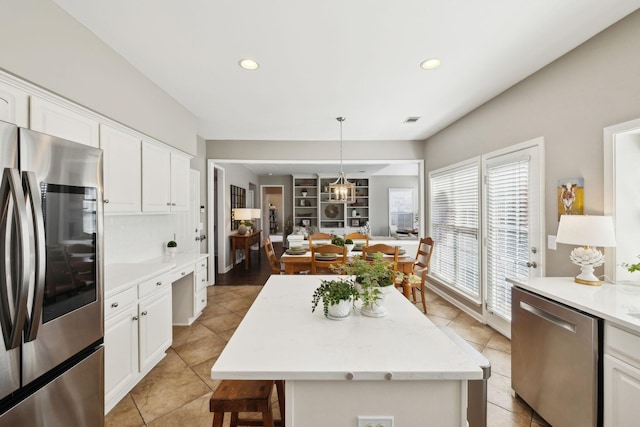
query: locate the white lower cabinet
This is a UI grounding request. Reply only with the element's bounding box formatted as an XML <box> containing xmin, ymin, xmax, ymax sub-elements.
<box><xmin>104</xmin><ymin>293</ymin><xmax>138</xmax><ymax>412</ymax></box>
<box><xmin>604</xmin><ymin>322</ymin><xmax>640</xmax><ymax>427</ymax></box>
<box><xmin>138</xmin><ymin>286</ymin><xmax>172</xmax><ymax>373</ymax></box>
<box><xmin>104</xmin><ymin>273</ymin><xmax>172</xmax><ymax>414</ymax></box>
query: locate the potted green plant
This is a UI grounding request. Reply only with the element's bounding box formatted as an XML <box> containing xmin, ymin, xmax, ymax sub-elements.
<box><xmin>311</xmin><ymin>278</ymin><xmax>359</xmax><ymax>320</ymax></box>
<box><xmin>331</xmin><ymin>235</ymin><xmax>344</xmax><ymax>247</ymax></box>
<box><xmin>167</xmin><ymin>240</ymin><xmax>178</xmax><ymax>255</ymax></box>
<box><xmin>342</xmin><ymin>253</ymin><xmax>396</xmax><ymax>317</ymax></box>
<box><xmin>622</xmin><ymin>255</ymin><xmax>640</xmax><ymax>273</ymax></box>
<box><xmin>344</xmin><ymin>238</ymin><xmax>355</xmax><ymax>254</ymax></box>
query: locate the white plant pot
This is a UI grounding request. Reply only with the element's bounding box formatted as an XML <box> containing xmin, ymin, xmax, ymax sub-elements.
<box><xmin>167</xmin><ymin>247</ymin><xmax>177</xmax><ymax>255</ymax></box>
<box><xmin>360</xmin><ymin>285</ymin><xmax>394</xmax><ymax>318</ymax></box>
<box><xmin>345</xmin><ymin>243</ymin><xmax>355</xmax><ymax>255</ymax></box>
<box><xmin>327</xmin><ymin>300</ymin><xmax>352</xmax><ymax>320</ymax></box>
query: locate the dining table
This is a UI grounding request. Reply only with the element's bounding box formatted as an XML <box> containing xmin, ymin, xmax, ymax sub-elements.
<box><xmin>210</xmin><ymin>274</ymin><xmax>483</xmax><ymax>426</ymax></box>
<box><xmin>280</xmin><ymin>248</ymin><xmax>416</xmax><ymax>276</ymax></box>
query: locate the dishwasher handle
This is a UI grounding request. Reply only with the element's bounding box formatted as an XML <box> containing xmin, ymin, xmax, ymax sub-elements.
<box><xmin>519</xmin><ymin>300</ymin><xmax>577</xmax><ymax>333</ymax></box>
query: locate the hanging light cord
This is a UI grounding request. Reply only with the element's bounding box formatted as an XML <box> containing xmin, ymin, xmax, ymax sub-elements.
<box><xmin>337</xmin><ymin>116</ymin><xmax>345</xmax><ymax>175</ymax></box>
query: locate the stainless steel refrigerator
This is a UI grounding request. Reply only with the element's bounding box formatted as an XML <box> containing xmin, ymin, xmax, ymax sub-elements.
<box><xmin>0</xmin><ymin>120</ymin><xmax>104</xmax><ymax>426</ymax></box>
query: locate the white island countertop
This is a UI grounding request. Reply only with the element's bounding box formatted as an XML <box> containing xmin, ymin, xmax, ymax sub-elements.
<box><xmin>507</xmin><ymin>277</ymin><xmax>640</xmax><ymax>333</ymax></box>
<box><xmin>211</xmin><ymin>275</ymin><xmax>483</xmax><ymax>381</ymax></box>
<box><xmin>105</xmin><ymin>253</ymin><xmax>208</xmax><ymax>298</ymax></box>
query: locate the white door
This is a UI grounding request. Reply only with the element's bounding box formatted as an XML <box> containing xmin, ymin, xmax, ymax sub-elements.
<box><xmin>483</xmin><ymin>141</ymin><xmax>543</xmax><ymax>337</ymax></box>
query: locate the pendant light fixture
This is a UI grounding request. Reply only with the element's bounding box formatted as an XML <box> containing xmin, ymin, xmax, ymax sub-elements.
<box><xmin>328</xmin><ymin>117</ymin><xmax>356</xmax><ymax>204</ymax></box>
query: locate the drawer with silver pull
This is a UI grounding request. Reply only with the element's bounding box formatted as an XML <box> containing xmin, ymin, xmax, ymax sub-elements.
<box><xmin>138</xmin><ymin>272</ymin><xmax>172</xmax><ymax>299</ymax></box>
<box><xmin>104</xmin><ymin>287</ymin><xmax>137</xmax><ymax>319</ymax></box>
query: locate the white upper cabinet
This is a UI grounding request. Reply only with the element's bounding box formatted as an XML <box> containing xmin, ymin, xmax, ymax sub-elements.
<box><xmin>170</xmin><ymin>152</ymin><xmax>190</xmax><ymax>212</ymax></box>
<box><xmin>0</xmin><ymin>81</ymin><xmax>28</xmax><ymax>127</ymax></box>
<box><xmin>100</xmin><ymin>124</ymin><xmax>142</xmax><ymax>213</ymax></box>
<box><xmin>30</xmin><ymin>96</ymin><xmax>99</xmax><ymax>147</ymax></box>
<box><xmin>142</xmin><ymin>140</ymin><xmax>172</xmax><ymax>213</ymax></box>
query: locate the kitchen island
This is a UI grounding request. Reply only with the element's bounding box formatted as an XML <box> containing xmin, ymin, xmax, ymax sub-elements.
<box><xmin>211</xmin><ymin>275</ymin><xmax>483</xmax><ymax>426</ymax></box>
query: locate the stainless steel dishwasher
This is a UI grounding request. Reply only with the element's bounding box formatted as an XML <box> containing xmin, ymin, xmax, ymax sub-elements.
<box><xmin>511</xmin><ymin>286</ymin><xmax>602</xmax><ymax>427</ymax></box>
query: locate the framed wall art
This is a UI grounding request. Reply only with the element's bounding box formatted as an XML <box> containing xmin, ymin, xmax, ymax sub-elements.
<box><xmin>557</xmin><ymin>178</ymin><xmax>584</xmax><ymax>220</ymax></box>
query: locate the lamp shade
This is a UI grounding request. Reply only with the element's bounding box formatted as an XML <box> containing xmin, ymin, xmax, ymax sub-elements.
<box><xmin>556</xmin><ymin>215</ymin><xmax>616</xmax><ymax>247</ymax></box>
<box><xmin>251</xmin><ymin>208</ymin><xmax>262</xmax><ymax>219</ymax></box>
<box><xmin>233</xmin><ymin>208</ymin><xmax>253</xmax><ymax>221</ymax></box>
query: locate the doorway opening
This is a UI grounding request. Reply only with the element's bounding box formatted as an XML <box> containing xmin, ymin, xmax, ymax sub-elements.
<box><xmin>261</xmin><ymin>185</ymin><xmax>284</xmax><ymax>242</ymax></box>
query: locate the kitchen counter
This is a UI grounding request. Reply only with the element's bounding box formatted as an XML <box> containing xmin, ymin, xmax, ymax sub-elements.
<box><xmin>105</xmin><ymin>252</ymin><xmax>208</xmax><ymax>298</ymax></box>
<box><xmin>211</xmin><ymin>274</ymin><xmax>482</xmax><ymax>426</ymax></box>
<box><xmin>506</xmin><ymin>277</ymin><xmax>640</xmax><ymax>333</ymax></box>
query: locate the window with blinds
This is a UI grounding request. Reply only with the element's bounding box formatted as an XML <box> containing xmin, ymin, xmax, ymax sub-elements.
<box><xmin>429</xmin><ymin>161</ymin><xmax>480</xmax><ymax>300</ymax></box>
<box><xmin>485</xmin><ymin>157</ymin><xmax>531</xmax><ymax>321</ymax></box>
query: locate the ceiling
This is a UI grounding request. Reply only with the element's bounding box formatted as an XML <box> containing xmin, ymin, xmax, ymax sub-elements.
<box><xmin>52</xmin><ymin>0</ymin><xmax>640</xmax><ymax>143</ymax></box>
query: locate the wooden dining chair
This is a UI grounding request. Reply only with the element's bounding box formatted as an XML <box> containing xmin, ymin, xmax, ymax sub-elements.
<box><xmin>263</xmin><ymin>238</ymin><xmax>283</xmax><ymax>275</ymax></box>
<box><xmin>399</xmin><ymin>237</ymin><xmax>434</xmax><ymax>313</ymax></box>
<box><xmin>308</xmin><ymin>232</ymin><xmax>333</xmax><ymax>247</ymax></box>
<box><xmin>311</xmin><ymin>243</ymin><xmax>346</xmax><ymax>274</ymax></box>
<box><xmin>344</xmin><ymin>232</ymin><xmax>368</xmax><ymax>246</ymax></box>
<box><xmin>362</xmin><ymin>243</ymin><xmax>399</xmax><ymax>272</ymax></box>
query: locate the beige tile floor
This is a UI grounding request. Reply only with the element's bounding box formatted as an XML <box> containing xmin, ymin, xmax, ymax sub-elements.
<box><xmin>105</xmin><ymin>285</ymin><xmax>551</xmax><ymax>427</ymax></box>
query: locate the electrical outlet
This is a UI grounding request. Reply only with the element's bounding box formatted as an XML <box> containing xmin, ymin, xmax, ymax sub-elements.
<box><xmin>357</xmin><ymin>416</ymin><xmax>394</xmax><ymax>427</ymax></box>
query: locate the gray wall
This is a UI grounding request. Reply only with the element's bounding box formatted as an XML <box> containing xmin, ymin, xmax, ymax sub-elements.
<box><xmin>425</xmin><ymin>10</ymin><xmax>640</xmax><ymax>293</ymax></box>
<box><xmin>0</xmin><ymin>0</ymin><xmax>197</xmax><ymax>154</ymax></box>
<box><xmin>207</xmin><ymin>139</ymin><xmax>424</xmax><ymax>161</ymax></box>
<box><xmin>369</xmin><ymin>175</ymin><xmax>420</xmax><ymax>236</ymax></box>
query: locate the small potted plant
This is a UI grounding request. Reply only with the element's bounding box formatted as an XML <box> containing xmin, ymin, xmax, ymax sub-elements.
<box><xmin>311</xmin><ymin>278</ymin><xmax>359</xmax><ymax>320</ymax></box>
<box><xmin>301</xmin><ymin>188</ymin><xmax>308</xmax><ymax>197</ymax></box>
<box><xmin>344</xmin><ymin>238</ymin><xmax>355</xmax><ymax>254</ymax></box>
<box><xmin>167</xmin><ymin>240</ymin><xmax>178</xmax><ymax>255</ymax></box>
<box><xmin>331</xmin><ymin>235</ymin><xmax>344</xmax><ymax>247</ymax></box>
<box><xmin>342</xmin><ymin>253</ymin><xmax>396</xmax><ymax>317</ymax></box>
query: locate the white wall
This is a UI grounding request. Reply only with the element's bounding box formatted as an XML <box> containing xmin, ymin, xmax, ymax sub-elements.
<box><xmin>424</xmin><ymin>9</ymin><xmax>640</xmax><ymax>282</ymax></box>
<box><xmin>0</xmin><ymin>0</ymin><xmax>197</xmax><ymax>155</ymax></box>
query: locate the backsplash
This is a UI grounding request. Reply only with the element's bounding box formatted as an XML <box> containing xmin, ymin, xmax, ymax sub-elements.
<box><xmin>104</xmin><ymin>213</ymin><xmax>196</xmax><ymax>264</ymax></box>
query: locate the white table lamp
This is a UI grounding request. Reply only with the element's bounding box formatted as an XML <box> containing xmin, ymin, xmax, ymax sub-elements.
<box><xmin>233</xmin><ymin>208</ymin><xmax>253</xmax><ymax>235</ymax></box>
<box><xmin>556</xmin><ymin>215</ymin><xmax>616</xmax><ymax>286</ymax></box>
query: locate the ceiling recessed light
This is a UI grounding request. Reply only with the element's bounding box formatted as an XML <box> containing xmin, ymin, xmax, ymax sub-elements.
<box><xmin>239</xmin><ymin>58</ymin><xmax>259</xmax><ymax>70</ymax></box>
<box><xmin>420</xmin><ymin>58</ymin><xmax>441</xmax><ymax>70</ymax></box>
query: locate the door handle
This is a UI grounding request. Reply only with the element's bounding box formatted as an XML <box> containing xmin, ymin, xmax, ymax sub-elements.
<box><xmin>526</xmin><ymin>261</ymin><xmax>537</xmax><ymax>268</ymax></box>
<box><xmin>23</xmin><ymin>171</ymin><xmax>46</xmax><ymax>342</ymax></box>
<box><xmin>520</xmin><ymin>301</ymin><xmax>576</xmax><ymax>332</ymax></box>
<box><xmin>0</xmin><ymin>168</ymin><xmax>30</xmax><ymax>350</ymax></box>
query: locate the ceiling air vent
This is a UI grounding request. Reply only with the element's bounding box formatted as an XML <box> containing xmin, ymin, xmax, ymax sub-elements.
<box><xmin>404</xmin><ymin>116</ymin><xmax>420</xmax><ymax>123</ymax></box>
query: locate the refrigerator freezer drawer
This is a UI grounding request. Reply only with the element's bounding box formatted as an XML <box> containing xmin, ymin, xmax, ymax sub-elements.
<box><xmin>0</xmin><ymin>346</ymin><xmax>104</xmax><ymax>427</ymax></box>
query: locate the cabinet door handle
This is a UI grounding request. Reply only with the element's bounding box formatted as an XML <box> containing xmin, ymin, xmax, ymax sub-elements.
<box><xmin>111</xmin><ymin>302</ymin><xmax>119</xmax><ymax>308</ymax></box>
<box><xmin>132</xmin><ymin>316</ymin><xmax>139</xmax><ymax>321</ymax></box>
<box><xmin>104</xmin><ymin>199</ymin><xmax>110</xmax><ymax>204</ymax></box>
<box><xmin>141</xmin><ymin>311</ymin><xmax>148</xmax><ymax>316</ymax></box>
<box><xmin>166</xmin><ymin>202</ymin><xmax>171</xmax><ymax>206</ymax></box>
<box><xmin>156</xmin><ymin>281</ymin><xmax>162</xmax><ymax>286</ymax></box>
<box><xmin>201</xmin><ymin>299</ymin><xmax>205</xmax><ymax>303</ymax></box>
<box><xmin>181</xmin><ymin>272</ymin><xmax>186</xmax><ymax>276</ymax></box>
<box><xmin>172</xmin><ymin>202</ymin><xmax>176</xmax><ymax>206</ymax></box>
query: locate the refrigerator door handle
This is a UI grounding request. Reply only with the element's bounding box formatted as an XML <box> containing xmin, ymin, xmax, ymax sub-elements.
<box><xmin>0</xmin><ymin>167</ymin><xmax>30</xmax><ymax>350</ymax></box>
<box><xmin>23</xmin><ymin>171</ymin><xmax>46</xmax><ymax>342</ymax></box>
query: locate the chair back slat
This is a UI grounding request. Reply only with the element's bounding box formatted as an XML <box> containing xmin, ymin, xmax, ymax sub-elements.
<box><xmin>263</xmin><ymin>238</ymin><xmax>282</xmax><ymax>274</ymax></box>
<box><xmin>311</xmin><ymin>243</ymin><xmax>346</xmax><ymax>274</ymax></box>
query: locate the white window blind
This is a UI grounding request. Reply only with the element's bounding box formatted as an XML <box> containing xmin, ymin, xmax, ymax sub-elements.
<box><xmin>429</xmin><ymin>162</ymin><xmax>480</xmax><ymax>300</ymax></box>
<box><xmin>485</xmin><ymin>158</ymin><xmax>530</xmax><ymax>321</ymax></box>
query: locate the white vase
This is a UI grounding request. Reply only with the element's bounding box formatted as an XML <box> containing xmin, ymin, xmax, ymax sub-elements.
<box><xmin>345</xmin><ymin>243</ymin><xmax>355</xmax><ymax>254</ymax></box>
<box><xmin>167</xmin><ymin>247</ymin><xmax>177</xmax><ymax>255</ymax></box>
<box><xmin>327</xmin><ymin>300</ymin><xmax>352</xmax><ymax>320</ymax></box>
<box><xmin>360</xmin><ymin>285</ymin><xmax>394</xmax><ymax>318</ymax></box>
